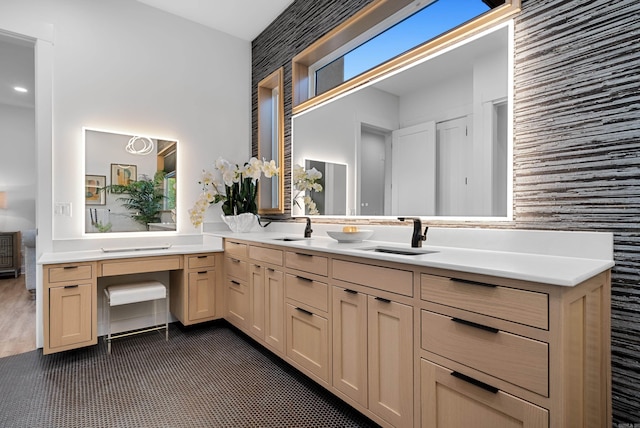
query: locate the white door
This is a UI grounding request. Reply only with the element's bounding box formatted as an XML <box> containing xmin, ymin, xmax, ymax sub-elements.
<box><xmin>359</xmin><ymin>127</ymin><xmax>388</xmax><ymax>215</ymax></box>
<box><xmin>436</xmin><ymin>116</ymin><xmax>470</xmax><ymax>216</ymax></box>
<box><xmin>391</xmin><ymin>122</ymin><xmax>436</xmax><ymax>216</ymax></box>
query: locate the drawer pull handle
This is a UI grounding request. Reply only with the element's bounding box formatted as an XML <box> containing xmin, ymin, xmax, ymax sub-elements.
<box><xmin>451</xmin><ymin>318</ymin><xmax>499</xmax><ymax>334</ymax></box>
<box><xmin>230</xmin><ymin>280</ymin><xmax>240</xmax><ymax>286</ymax></box>
<box><xmin>450</xmin><ymin>278</ymin><xmax>496</xmax><ymax>288</ymax></box>
<box><xmin>296</xmin><ymin>276</ymin><xmax>313</xmax><ymax>282</ymax></box>
<box><xmin>295</xmin><ymin>253</ymin><xmax>312</xmax><ymax>257</ymax></box>
<box><xmin>451</xmin><ymin>371</ymin><xmax>499</xmax><ymax>393</ymax></box>
<box><xmin>375</xmin><ymin>297</ymin><xmax>391</xmax><ymax>303</ymax></box>
<box><xmin>344</xmin><ymin>289</ymin><xmax>358</xmax><ymax>294</ymax></box>
<box><xmin>296</xmin><ymin>307</ymin><xmax>313</xmax><ymax>316</ymax></box>
<box><xmin>64</xmin><ymin>284</ymin><xmax>79</xmax><ymax>289</ymax></box>
<box><xmin>198</xmin><ymin>271</ymin><xmax>207</xmax><ymax>275</ymax></box>
<box><xmin>197</xmin><ymin>255</ymin><xmax>208</xmax><ymax>259</ymax></box>
<box><xmin>266</xmin><ymin>268</ymin><xmax>275</xmax><ymax>272</ymax></box>
<box><xmin>63</xmin><ymin>266</ymin><xmax>78</xmax><ymax>270</ymax></box>
<box><xmin>230</xmin><ymin>258</ymin><xmax>240</xmax><ymax>263</ymax></box>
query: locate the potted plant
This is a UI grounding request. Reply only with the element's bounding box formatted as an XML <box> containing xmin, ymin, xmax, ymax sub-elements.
<box><xmin>189</xmin><ymin>157</ymin><xmax>278</xmax><ymax>231</ymax></box>
<box><xmin>103</xmin><ymin>171</ymin><xmax>166</xmax><ymax>230</ymax></box>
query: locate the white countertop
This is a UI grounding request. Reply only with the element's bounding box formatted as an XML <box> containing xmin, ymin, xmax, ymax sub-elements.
<box><xmin>208</xmin><ymin>230</ymin><xmax>614</xmax><ymax>287</ymax></box>
<box><xmin>38</xmin><ymin>243</ymin><xmax>223</xmax><ymax>265</ymax></box>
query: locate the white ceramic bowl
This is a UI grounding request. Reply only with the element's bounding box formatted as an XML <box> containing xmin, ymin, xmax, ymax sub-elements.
<box><xmin>326</xmin><ymin>230</ymin><xmax>374</xmax><ymax>243</ymax></box>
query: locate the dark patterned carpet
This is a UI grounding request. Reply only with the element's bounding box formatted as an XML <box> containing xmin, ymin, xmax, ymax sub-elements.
<box><xmin>0</xmin><ymin>321</ymin><xmax>378</xmax><ymax>427</ymax></box>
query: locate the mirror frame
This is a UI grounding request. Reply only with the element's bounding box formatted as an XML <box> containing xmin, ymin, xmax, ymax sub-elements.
<box><xmin>292</xmin><ymin>0</ymin><xmax>521</xmax><ymax>115</ymax></box>
<box><xmin>257</xmin><ymin>67</ymin><xmax>285</xmax><ymax>214</ymax></box>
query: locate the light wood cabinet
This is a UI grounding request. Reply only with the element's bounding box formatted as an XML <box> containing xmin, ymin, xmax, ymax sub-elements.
<box><xmin>43</xmin><ymin>262</ymin><xmax>97</xmax><ymax>355</ymax></box>
<box><xmin>170</xmin><ymin>253</ymin><xmax>221</xmax><ymax>326</ymax></box>
<box><xmin>249</xmin><ymin>263</ymin><xmax>285</xmax><ymax>353</ymax></box>
<box><xmin>286</xmin><ymin>303</ymin><xmax>329</xmax><ymax>383</ymax></box>
<box><xmin>421</xmin><ymin>359</ymin><xmax>549</xmax><ymax>428</ymax></box>
<box><xmin>332</xmin><ymin>286</ymin><xmax>414</xmax><ymax>428</ymax></box>
<box><xmin>332</xmin><ymin>286</ymin><xmax>368</xmax><ymax>407</ymax></box>
<box><xmin>420</xmin><ymin>270</ymin><xmax>611</xmax><ymax>428</ymax></box>
<box><xmin>226</xmin><ymin>277</ymin><xmax>249</xmax><ymax>330</ymax></box>
<box><xmin>368</xmin><ymin>295</ymin><xmax>413</xmax><ymax>428</ymax></box>
<box><xmin>223</xmin><ymin>238</ymin><xmax>611</xmax><ymax>428</ymax></box>
<box><xmin>264</xmin><ymin>267</ymin><xmax>285</xmax><ymax>353</ymax></box>
<box><xmin>224</xmin><ymin>246</ymin><xmax>251</xmax><ymax>332</ymax></box>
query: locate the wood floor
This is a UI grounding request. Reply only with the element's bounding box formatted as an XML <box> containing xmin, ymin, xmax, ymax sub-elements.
<box><xmin>0</xmin><ymin>274</ymin><xmax>36</xmax><ymax>358</ymax></box>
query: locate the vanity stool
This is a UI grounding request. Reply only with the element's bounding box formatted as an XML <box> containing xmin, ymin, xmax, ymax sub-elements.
<box><xmin>103</xmin><ymin>280</ymin><xmax>169</xmax><ymax>354</ymax></box>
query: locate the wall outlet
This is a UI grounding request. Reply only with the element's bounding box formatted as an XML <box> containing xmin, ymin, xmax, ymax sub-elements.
<box><xmin>54</xmin><ymin>202</ymin><xmax>72</xmax><ymax>217</ymax></box>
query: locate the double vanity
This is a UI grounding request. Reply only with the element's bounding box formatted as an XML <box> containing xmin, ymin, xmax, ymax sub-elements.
<box><xmin>38</xmin><ymin>226</ymin><xmax>613</xmax><ymax>428</ymax></box>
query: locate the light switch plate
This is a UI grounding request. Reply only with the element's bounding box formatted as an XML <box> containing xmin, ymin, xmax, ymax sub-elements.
<box><xmin>54</xmin><ymin>202</ymin><xmax>72</xmax><ymax>216</ymax></box>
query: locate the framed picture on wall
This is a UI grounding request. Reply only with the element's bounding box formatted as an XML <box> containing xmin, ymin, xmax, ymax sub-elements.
<box><xmin>110</xmin><ymin>164</ymin><xmax>137</xmax><ymax>187</ymax></box>
<box><xmin>85</xmin><ymin>174</ymin><xmax>106</xmax><ymax>205</ymax></box>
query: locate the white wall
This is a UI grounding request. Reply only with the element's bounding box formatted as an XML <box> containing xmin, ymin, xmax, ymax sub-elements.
<box><xmin>0</xmin><ymin>103</ymin><xmax>36</xmax><ymax>233</ymax></box>
<box><xmin>0</xmin><ymin>0</ymin><xmax>252</xmax><ymax>246</ymax></box>
<box><xmin>293</xmin><ymin>87</ymin><xmax>398</xmax><ymax>214</ymax></box>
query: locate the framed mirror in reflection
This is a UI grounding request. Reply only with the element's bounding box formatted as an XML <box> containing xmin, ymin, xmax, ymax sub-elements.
<box><xmin>292</xmin><ymin>160</ymin><xmax>348</xmax><ymax>216</ymax></box>
<box><xmin>84</xmin><ymin>128</ymin><xmax>177</xmax><ymax>233</ymax></box>
<box><xmin>291</xmin><ymin>23</ymin><xmax>512</xmax><ymax>220</ymax></box>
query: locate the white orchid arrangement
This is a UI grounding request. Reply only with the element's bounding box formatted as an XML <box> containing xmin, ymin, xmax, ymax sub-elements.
<box><xmin>292</xmin><ymin>164</ymin><xmax>323</xmax><ymax>215</ymax></box>
<box><xmin>189</xmin><ymin>156</ymin><xmax>279</xmax><ymax>227</ymax></box>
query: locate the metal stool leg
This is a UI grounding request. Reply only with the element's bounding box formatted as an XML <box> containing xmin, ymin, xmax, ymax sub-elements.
<box><xmin>103</xmin><ymin>288</ymin><xmax>112</xmax><ymax>355</ymax></box>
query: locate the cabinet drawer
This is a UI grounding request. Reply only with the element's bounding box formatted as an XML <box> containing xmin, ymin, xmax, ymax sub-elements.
<box><xmin>187</xmin><ymin>254</ymin><xmax>216</xmax><ymax>270</ymax></box>
<box><xmin>225</xmin><ymin>257</ymin><xmax>248</xmax><ymax>282</ymax></box>
<box><xmin>101</xmin><ymin>256</ymin><xmax>182</xmax><ymax>277</ymax></box>
<box><xmin>421</xmin><ymin>310</ymin><xmax>548</xmax><ymax>396</ymax></box>
<box><xmin>333</xmin><ymin>259</ymin><xmax>413</xmax><ymax>297</ymax></box>
<box><xmin>421</xmin><ymin>274</ymin><xmax>548</xmax><ymax>330</ymax></box>
<box><xmin>285</xmin><ymin>273</ymin><xmax>328</xmax><ymax>312</ymax></box>
<box><xmin>47</xmin><ymin>264</ymin><xmax>94</xmax><ymax>284</ymax></box>
<box><xmin>421</xmin><ymin>359</ymin><xmax>549</xmax><ymax>428</ymax></box>
<box><xmin>249</xmin><ymin>246</ymin><xmax>283</xmax><ymax>266</ymax></box>
<box><xmin>225</xmin><ymin>241</ymin><xmax>248</xmax><ymax>259</ymax></box>
<box><xmin>285</xmin><ymin>251</ymin><xmax>328</xmax><ymax>276</ymax></box>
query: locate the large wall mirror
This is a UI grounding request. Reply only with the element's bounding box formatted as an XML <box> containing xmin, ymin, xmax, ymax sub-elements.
<box><xmin>84</xmin><ymin>128</ymin><xmax>177</xmax><ymax>233</ymax></box>
<box><xmin>292</xmin><ymin>23</ymin><xmax>512</xmax><ymax>219</ymax></box>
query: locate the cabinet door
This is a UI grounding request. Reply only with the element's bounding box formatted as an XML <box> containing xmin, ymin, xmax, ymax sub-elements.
<box><xmin>332</xmin><ymin>286</ymin><xmax>368</xmax><ymax>407</ymax></box>
<box><xmin>285</xmin><ymin>303</ymin><xmax>329</xmax><ymax>383</ymax></box>
<box><xmin>249</xmin><ymin>264</ymin><xmax>265</xmax><ymax>340</ymax></box>
<box><xmin>188</xmin><ymin>270</ymin><xmax>217</xmax><ymax>322</ymax></box>
<box><xmin>264</xmin><ymin>268</ymin><xmax>284</xmax><ymax>353</ymax></box>
<box><xmin>368</xmin><ymin>296</ymin><xmax>413</xmax><ymax>428</ymax></box>
<box><xmin>226</xmin><ymin>278</ymin><xmax>249</xmax><ymax>331</ymax></box>
<box><xmin>49</xmin><ymin>284</ymin><xmax>93</xmax><ymax>348</ymax></box>
<box><xmin>421</xmin><ymin>359</ymin><xmax>549</xmax><ymax>428</ymax></box>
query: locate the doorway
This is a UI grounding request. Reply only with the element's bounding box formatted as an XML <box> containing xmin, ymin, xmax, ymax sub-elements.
<box><xmin>0</xmin><ymin>32</ymin><xmax>37</xmax><ymax>357</ymax></box>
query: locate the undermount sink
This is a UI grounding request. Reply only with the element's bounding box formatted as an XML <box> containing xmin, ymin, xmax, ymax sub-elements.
<box><xmin>272</xmin><ymin>237</ymin><xmax>308</xmax><ymax>242</ymax></box>
<box><xmin>359</xmin><ymin>246</ymin><xmax>438</xmax><ymax>256</ymax></box>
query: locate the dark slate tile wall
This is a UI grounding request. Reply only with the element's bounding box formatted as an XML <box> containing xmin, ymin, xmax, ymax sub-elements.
<box><xmin>252</xmin><ymin>0</ymin><xmax>640</xmax><ymax>422</ymax></box>
<box><xmin>251</xmin><ymin>0</ymin><xmax>373</xmax><ymax>217</ymax></box>
<box><xmin>513</xmin><ymin>0</ymin><xmax>640</xmax><ymax>423</ymax></box>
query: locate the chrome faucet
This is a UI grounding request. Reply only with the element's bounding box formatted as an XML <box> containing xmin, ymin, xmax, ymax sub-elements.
<box><xmin>398</xmin><ymin>217</ymin><xmax>428</xmax><ymax>248</ymax></box>
<box><xmin>304</xmin><ymin>217</ymin><xmax>313</xmax><ymax>238</ymax></box>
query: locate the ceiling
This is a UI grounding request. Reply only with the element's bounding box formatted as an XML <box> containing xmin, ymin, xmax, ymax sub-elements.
<box><xmin>135</xmin><ymin>0</ymin><xmax>295</xmax><ymax>41</ymax></box>
<box><xmin>0</xmin><ymin>1</ymin><xmax>294</xmax><ymax>108</ymax></box>
<box><xmin>0</xmin><ymin>34</ymin><xmax>34</xmax><ymax>109</ymax></box>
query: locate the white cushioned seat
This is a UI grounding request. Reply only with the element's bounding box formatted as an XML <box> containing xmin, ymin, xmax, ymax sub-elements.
<box><xmin>103</xmin><ymin>280</ymin><xmax>169</xmax><ymax>354</ymax></box>
<box><xmin>106</xmin><ymin>281</ymin><xmax>167</xmax><ymax>306</ymax></box>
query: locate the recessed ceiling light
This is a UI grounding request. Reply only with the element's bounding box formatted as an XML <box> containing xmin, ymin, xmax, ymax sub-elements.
<box><xmin>14</xmin><ymin>87</ymin><xmax>28</xmax><ymax>93</ymax></box>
